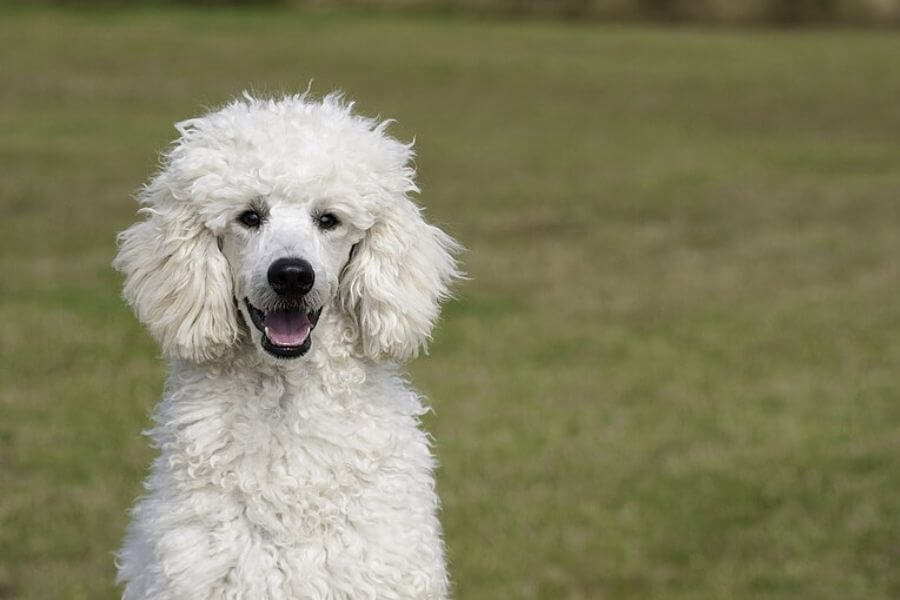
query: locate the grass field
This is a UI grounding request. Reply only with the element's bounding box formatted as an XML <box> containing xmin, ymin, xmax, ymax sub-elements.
<box><xmin>1</xmin><ymin>7</ymin><xmax>900</xmax><ymax>599</ymax></box>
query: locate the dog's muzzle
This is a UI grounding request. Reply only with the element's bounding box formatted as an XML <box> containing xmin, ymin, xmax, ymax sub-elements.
<box><xmin>245</xmin><ymin>298</ymin><xmax>322</xmax><ymax>359</ymax></box>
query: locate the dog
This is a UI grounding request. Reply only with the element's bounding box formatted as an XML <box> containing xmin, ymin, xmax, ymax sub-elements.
<box><xmin>113</xmin><ymin>93</ymin><xmax>460</xmax><ymax>599</ymax></box>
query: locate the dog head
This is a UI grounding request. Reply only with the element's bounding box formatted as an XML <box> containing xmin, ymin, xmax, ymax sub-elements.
<box><xmin>114</xmin><ymin>93</ymin><xmax>460</xmax><ymax>364</ymax></box>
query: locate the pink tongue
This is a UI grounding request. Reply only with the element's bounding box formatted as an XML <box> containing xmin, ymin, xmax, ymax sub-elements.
<box><xmin>264</xmin><ymin>310</ymin><xmax>312</xmax><ymax>347</ymax></box>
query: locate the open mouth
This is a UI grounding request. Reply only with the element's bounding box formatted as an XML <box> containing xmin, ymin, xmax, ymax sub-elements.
<box><xmin>244</xmin><ymin>298</ymin><xmax>322</xmax><ymax>359</ymax></box>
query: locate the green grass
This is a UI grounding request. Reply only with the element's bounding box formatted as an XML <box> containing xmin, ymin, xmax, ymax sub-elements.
<box><xmin>2</xmin><ymin>7</ymin><xmax>900</xmax><ymax>599</ymax></box>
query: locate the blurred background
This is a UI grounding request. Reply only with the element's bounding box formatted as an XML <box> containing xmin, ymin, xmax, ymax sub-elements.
<box><xmin>2</xmin><ymin>1</ymin><xmax>899</xmax><ymax>598</ymax></box>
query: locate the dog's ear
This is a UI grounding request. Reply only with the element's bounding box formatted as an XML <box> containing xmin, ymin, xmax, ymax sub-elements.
<box><xmin>340</xmin><ymin>197</ymin><xmax>461</xmax><ymax>362</ymax></box>
<box><xmin>113</xmin><ymin>182</ymin><xmax>239</xmax><ymax>363</ymax></box>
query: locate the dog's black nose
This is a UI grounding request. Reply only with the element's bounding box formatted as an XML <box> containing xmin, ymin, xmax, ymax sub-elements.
<box><xmin>268</xmin><ymin>257</ymin><xmax>315</xmax><ymax>297</ymax></box>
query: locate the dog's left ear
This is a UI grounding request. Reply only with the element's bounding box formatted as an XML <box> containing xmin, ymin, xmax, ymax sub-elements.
<box><xmin>340</xmin><ymin>197</ymin><xmax>461</xmax><ymax>362</ymax></box>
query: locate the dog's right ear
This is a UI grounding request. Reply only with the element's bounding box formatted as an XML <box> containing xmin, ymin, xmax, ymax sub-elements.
<box><xmin>113</xmin><ymin>181</ymin><xmax>239</xmax><ymax>363</ymax></box>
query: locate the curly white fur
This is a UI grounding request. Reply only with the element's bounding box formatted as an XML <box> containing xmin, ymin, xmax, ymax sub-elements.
<box><xmin>113</xmin><ymin>93</ymin><xmax>460</xmax><ymax>599</ymax></box>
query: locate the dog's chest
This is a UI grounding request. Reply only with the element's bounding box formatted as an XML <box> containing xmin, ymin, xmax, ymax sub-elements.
<box><xmin>142</xmin><ymin>370</ymin><xmax>447</xmax><ymax>598</ymax></box>
<box><xmin>232</xmin><ymin>400</ymin><xmax>430</xmax><ymax>540</ymax></box>
<box><xmin>164</xmin><ymin>376</ymin><xmax>436</xmax><ymax>541</ymax></box>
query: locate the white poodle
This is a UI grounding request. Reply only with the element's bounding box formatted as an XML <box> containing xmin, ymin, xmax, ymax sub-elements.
<box><xmin>113</xmin><ymin>93</ymin><xmax>460</xmax><ymax>599</ymax></box>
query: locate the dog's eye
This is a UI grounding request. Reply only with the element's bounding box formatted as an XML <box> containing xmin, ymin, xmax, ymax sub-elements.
<box><xmin>316</xmin><ymin>213</ymin><xmax>340</xmax><ymax>231</ymax></box>
<box><xmin>238</xmin><ymin>210</ymin><xmax>261</xmax><ymax>229</ymax></box>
